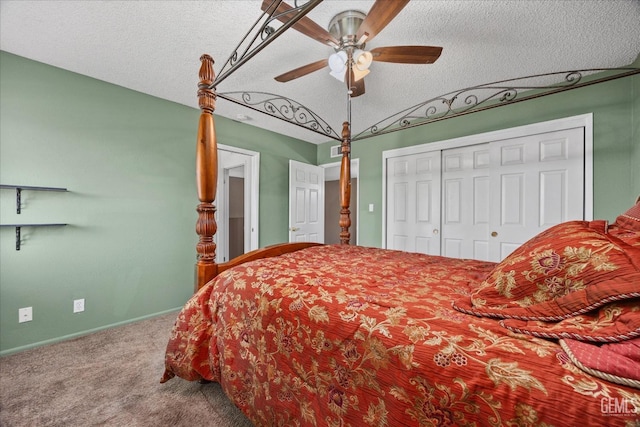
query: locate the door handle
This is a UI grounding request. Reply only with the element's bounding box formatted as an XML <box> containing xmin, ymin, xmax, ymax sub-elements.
<box><xmin>491</xmin><ymin>231</ymin><xmax>498</xmax><ymax>237</ymax></box>
<box><xmin>290</xmin><ymin>227</ymin><xmax>300</xmax><ymax>232</ymax></box>
<box><xmin>433</xmin><ymin>229</ymin><xmax>439</xmax><ymax>235</ymax></box>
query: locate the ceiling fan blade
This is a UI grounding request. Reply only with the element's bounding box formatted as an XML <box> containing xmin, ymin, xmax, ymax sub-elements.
<box><xmin>356</xmin><ymin>0</ymin><xmax>410</xmax><ymax>43</ymax></box>
<box><xmin>275</xmin><ymin>58</ymin><xmax>328</xmax><ymax>82</ymax></box>
<box><xmin>262</xmin><ymin>0</ymin><xmax>339</xmax><ymax>46</ymax></box>
<box><xmin>370</xmin><ymin>45</ymin><xmax>443</xmax><ymax>64</ymax></box>
<box><xmin>347</xmin><ymin>70</ymin><xmax>366</xmax><ymax>98</ymax></box>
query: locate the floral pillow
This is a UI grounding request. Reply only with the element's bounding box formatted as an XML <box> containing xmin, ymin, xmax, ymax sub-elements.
<box><xmin>560</xmin><ymin>337</ymin><xmax>640</xmax><ymax>389</ymax></box>
<box><xmin>611</xmin><ymin>198</ymin><xmax>640</xmax><ymax>231</ymax></box>
<box><xmin>453</xmin><ymin>220</ymin><xmax>640</xmax><ymax>320</ymax></box>
<box><xmin>609</xmin><ymin>199</ymin><xmax>640</xmax><ymax>247</ymax></box>
<box><xmin>499</xmin><ymin>299</ymin><xmax>640</xmax><ymax>342</ymax></box>
<box><xmin>608</xmin><ymin>227</ymin><xmax>640</xmax><ymax>248</ymax></box>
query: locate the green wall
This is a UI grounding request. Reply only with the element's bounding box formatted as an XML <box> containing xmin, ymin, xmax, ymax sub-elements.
<box><xmin>319</xmin><ymin>71</ymin><xmax>640</xmax><ymax>248</ymax></box>
<box><xmin>0</xmin><ymin>52</ymin><xmax>315</xmax><ymax>354</ymax></box>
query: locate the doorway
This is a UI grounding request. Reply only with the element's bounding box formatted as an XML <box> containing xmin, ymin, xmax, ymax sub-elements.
<box><xmin>323</xmin><ymin>159</ymin><xmax>359</xmax><ymax>245</ymax></box>
<box><xmin>215</xmin><ymin>145</ymin><xmax>260</xmax><ymax>263</ymax></box>
<box><xmin>287</xmin><ymin>159</ymin><xmax>360</xmax><ymax>245</ymax></box>
<box><xmin>227</xmin><ymin>168</ymin><xmax>245</xmax><ymax>260</ymax></box>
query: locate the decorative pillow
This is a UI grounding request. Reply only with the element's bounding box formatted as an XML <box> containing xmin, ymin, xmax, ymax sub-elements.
<box><xmin>608</xmin><ymin>227</ymin><xmax>640</xmax><ymax>248</ymax></box>
<box><xmin>560</xmin><ymin>338</ymin><xmax>640</xmax><ymax>389</ymax></box>
<box><xmin>500</xmin><ymin>299</ymin><xmax>640</xmax><ymax>342</ymax></box>
<box><xmin>609</xmin><ymin>199</ymin><xmax>640</xmax><ymax>248</ymax></box>
<box><xmin>611</xmin><ymin>199</ymin><xmax>640</xmax><ymax>231</ymax></box>
<box><xmin>453</xmin><ymin>220</ymin><xmax>640</xmax><ymax>320</ymax></box>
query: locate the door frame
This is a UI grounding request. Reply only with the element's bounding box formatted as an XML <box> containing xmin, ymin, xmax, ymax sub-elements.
<box><xmin>216</xmin><ymin>144</ymin><xmax>260</xmax><ymax>262</ymax></box>
<box><xmin>381</xmin><ymin>113</ymin><xmax>593</xmax><ymax>248</ymax></box>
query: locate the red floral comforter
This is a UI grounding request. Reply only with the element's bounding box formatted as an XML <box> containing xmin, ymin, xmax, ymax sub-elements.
<box><xmin>162</xmin><ymin>245</ymin><xmax>639</xmax><ymax>426</ymax></box>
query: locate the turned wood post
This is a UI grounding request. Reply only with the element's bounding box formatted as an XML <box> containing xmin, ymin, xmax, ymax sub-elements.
<box><xmin>195</xmin><ymin>54</ymin><xmax>219</xmax><ymax>291</ymax></box>
<box><xmin>339</xmin><ymin>121</ymin><xmax>351</xmax><ymax>244</ymax></box>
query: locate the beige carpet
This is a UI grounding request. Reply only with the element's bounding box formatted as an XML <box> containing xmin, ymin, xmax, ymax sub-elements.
<box><xmin>0</xmin><ymin>312</ymin><xmax>253</xmax><ymax>426</ymax></box>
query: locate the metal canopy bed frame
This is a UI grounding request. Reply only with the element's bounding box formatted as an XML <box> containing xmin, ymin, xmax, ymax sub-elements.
<box><xmin>193</xmin><ymin>0</ymin><xmax>639</xmax><ymax>291</ymax></box>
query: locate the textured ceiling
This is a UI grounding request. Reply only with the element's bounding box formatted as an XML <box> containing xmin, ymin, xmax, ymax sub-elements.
<box><xmin>1</xmin><ymin>0</ymin><xmax>639</xmax><ymax>144</ymax></box>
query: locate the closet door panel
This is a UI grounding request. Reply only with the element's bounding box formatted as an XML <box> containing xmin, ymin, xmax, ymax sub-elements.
<box><xmin>540</xmin><ymin>170</ymin><xmax>567</xmax><ymax>226</ymax></box>
<box><xmin>442</xmin><ymin>144</ymin><xmax>491</xmax><ymax>260</ymax></box>
<box><xmin>444</xmin><ymin>179</ymin><xmax>462</xmax><ymax>223</ymax></box>
<box><xmin>386</xmin><ymin>153</ymin><xmax>441</xmax><ymax>254</ymax></box>
<box><xmin>500</xmin><ymin>173</ymin><xmax>525</xmax><ymax>226</ymax></box>
<box><xmin>489</xmin><ymin>127</ymin><xmax>584</xmax><ymax>260</ymax></box>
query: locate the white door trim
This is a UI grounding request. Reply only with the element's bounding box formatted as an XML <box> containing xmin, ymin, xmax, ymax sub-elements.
<box><xmin>382</xmin><ymin>113</ymin><xmax>593</xmax><ymax>248</ymax></box>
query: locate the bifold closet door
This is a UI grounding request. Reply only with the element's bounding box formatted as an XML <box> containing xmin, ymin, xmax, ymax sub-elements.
<box><xmin>441</xmin><ymin>144</ymin><xmax>492</xmax><ymax>260</ymax></box>
<box><xmin>386</xmin><ymin>152</ymin><xmax>441</xmax><ymax>255</ymax></box>
<box><xmin>441</xmin><ymin>128</ymin><xmax>584</xmax><ymax>261</ymax></box>
<box><xmin>488</xmin><ymin>127</ymin><xmax>585</xmax><ymax>260</ymax></box>
<box><xmin>386</xmin><ymin>126</ymin><xmax>585</xmax><ymax>262</ymax></box>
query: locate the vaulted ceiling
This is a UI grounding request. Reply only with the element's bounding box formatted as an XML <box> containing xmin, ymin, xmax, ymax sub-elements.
<box><xmin>2</xmin><ymin>0</ymin><xmax>639</xmax><ymax>144</ymax></box>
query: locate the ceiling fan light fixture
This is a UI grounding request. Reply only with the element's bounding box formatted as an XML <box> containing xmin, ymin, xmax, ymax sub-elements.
<box><xmin>353</xmin><ymin>49</ymin><xmax>373</xmax><ymax>71</ymax></box>
<box><xmin>330</xmin><ymin>68</ymin><xmax>347</xmax><ymax>82</ymax></box>
<box><xmin>352</xmin><ymin>67</ymin><xmax>370</xmax><ymax>82</ymax></box>
<box><xmin>328</xmin><ymin>51</ymin><xmax>348</xmax><ymax>82</ymax></box>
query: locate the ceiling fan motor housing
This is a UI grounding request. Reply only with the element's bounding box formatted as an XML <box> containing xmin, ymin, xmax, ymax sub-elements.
<box><xmin>328</xmin><ymin>10</ymin><xmax>367</xmax><ymax>49</ymax></box>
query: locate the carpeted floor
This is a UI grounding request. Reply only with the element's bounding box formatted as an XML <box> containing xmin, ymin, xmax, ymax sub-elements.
<box><xmin>0</xmin><ymin>311</ymin><xmax>253</xmax><ymax>426</ymax></box>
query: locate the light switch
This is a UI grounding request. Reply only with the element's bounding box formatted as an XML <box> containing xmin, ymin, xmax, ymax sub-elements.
<box><xmin>368</xmin><ymin>203</ymin><xmax>374</xmax><ymax>212</ymax></box>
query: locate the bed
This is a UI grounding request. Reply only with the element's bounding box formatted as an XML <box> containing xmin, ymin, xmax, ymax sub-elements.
<box><xmin>162</xmin><ymin>212</ymin><xmax>640</xmax><ymax>425</ymax></box>
<box><xmin>161</xmin><ymin>1</ymin><xmax>640</xmax><ymax>425</ymax></box>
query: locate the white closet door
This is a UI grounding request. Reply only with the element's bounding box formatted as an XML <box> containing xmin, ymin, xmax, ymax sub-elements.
<box><xmin>441</xmin><ymin>144</ymin><xmax>492</xmax><ymax>260</ymax></box>
<box><xmin>386</xmin><ymin>152</ymin><xmax>441</xmax><ymax>255</ymax></box>
<box><xmin>489</xmin><ymin>127</ymin><xmax>585</xmax><ymax>260</ymax></box>
<box><xmin>385</xmin><ymin>127</ymin><xmax>585</xmax><ymax>262</ymax></box>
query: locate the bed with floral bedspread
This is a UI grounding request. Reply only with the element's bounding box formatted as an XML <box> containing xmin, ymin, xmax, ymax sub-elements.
<box><xmin>162</xmin><ymin>206</ymin><xmax>640</xmax><ymax>426</ymax></box>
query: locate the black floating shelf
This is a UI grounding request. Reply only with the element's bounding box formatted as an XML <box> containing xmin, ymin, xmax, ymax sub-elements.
<box><xmin>0</xmin><ymin>224</ymin><xmax>68</xmax><ymax>251</ymax></box>
<box><xmin>0</xmin><ymin>185</ymin><xmax>68</xmax><ymax>214</ymax></box>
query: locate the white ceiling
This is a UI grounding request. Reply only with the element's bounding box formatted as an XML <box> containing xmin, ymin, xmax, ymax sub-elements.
<box><xmin>1</xmin><ymin>0</ymin><xmax>639</xmax><ymax>144</ymax></box>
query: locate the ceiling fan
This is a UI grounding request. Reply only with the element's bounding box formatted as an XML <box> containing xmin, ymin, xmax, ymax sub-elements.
<box><xmin>263</xmin><ymin>0</ymin><xmax>443</xmax><ymax>97</ymax></box>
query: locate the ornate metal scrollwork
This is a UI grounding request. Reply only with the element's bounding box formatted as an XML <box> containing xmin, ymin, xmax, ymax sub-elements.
<box><xmin>214</xmin><ymin>0</ymin><xmax>323</xmax><ymax>87</ymax></box>
<box><xmin>352</xmin><ymin>68</ymin><xmax>639</xmax><ymax>141</ymax></box>
<box><xmin>218</xmin><ymin>91</ymin><xmax>341</xmax><ymax>140</ymax></box>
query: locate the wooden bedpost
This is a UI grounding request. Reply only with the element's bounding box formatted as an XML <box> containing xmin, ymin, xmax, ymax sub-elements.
<box><xmin>339</xmin><ymin>121</ymin><xmax>351</xmax><ymax>244</ymax></box>
<box><xmin>195</xmin><ymin>54</ymin><xmax>219</xmax><ymax>291</ymax></box>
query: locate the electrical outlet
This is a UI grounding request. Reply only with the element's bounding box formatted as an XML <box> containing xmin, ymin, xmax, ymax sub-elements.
<box><xmin>73</xmin><ymin>299</ymin><xmax>85</xmax><ymax>313</ymax></box>
<box><xmin>19</xmin><ymin>307</ymin><xmax>33</xmax><ymax>323</ymax></box>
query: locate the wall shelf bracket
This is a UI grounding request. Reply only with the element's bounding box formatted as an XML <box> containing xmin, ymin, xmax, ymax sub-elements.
<box><xmin>1</xmin><ymin>224</ymin><xmax>68</xmax><ymax>250</ymax></box>
<box><xmin>1</xmin><ymin>185</ymin><xmax>69</xmax><ymax>250</ymax></box>
<box><xmin>0</xmin><ymin>184</ymin><xmax>68</xmax><ymax>214</ymax></box>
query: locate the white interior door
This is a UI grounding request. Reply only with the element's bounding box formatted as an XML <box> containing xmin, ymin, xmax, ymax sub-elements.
<box><xmin>386</xmin><ymin>152</ymin><xmax>441</xmax><ymax>255</ymax></box>
<box><xmin>289</xmin><ymin>160</ymin><xmax>324</xmax><ymax>243</ymax></box>
<box><xmin>215</xmin><ymin>146</ymin><xmax>260</xmax><ymax>263</ymax></box>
